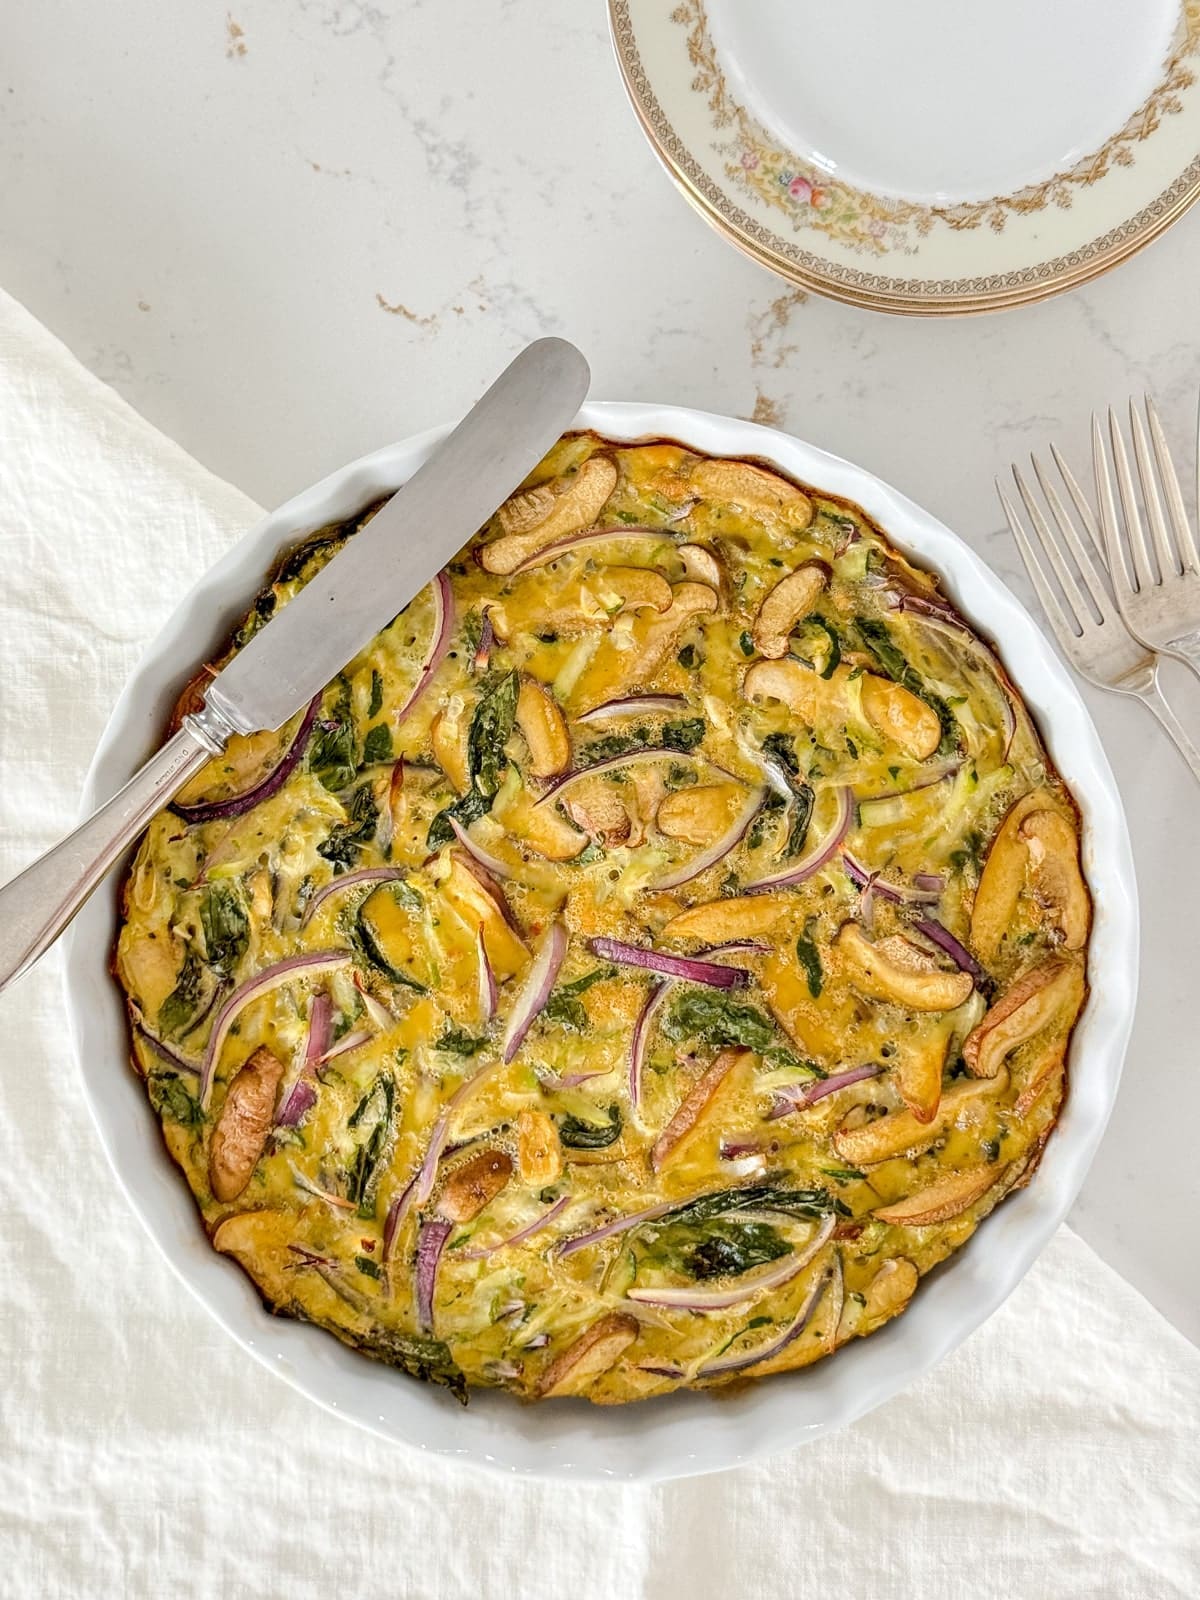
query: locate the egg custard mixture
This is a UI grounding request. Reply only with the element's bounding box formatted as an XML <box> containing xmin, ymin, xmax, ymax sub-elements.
<box><xmin>115</xmin><ymin>435</ymin><xmax>1091</xmax><ymax>1405</ymax></box>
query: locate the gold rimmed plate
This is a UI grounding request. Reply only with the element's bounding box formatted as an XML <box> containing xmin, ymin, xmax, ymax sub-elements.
<box><xmin>610</xmin><ymin>0</ymin><xmax>1200</xmax><ymax>315</ymax></box>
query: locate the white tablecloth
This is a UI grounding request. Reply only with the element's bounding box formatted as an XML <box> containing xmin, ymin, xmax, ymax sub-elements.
<box><xmin>0</xmin><ymin>289</ymin><xmax>1196</xmax><ymax>1599</ymax></box>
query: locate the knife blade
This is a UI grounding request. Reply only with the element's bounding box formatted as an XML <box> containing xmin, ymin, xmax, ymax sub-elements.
<box><xmin>0</xmin><ymin>337</ymin><xmax>590</xmax><ymax>995</ymax></box>
<box><xmin>202</xmin><ymin>335</ymin><xmax>590</xmax><ymax>740</ymax></box>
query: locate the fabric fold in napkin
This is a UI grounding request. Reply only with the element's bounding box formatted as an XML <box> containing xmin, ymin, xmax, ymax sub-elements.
<box><xmin>0</xmin><ymin>288</ymin><xmax>1196</xmax><ymax>1599</ymax></box>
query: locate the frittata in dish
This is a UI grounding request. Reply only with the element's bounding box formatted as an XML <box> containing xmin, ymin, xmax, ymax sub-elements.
<box><xmin>115</xmin><ymin>435</ymin><xmax>1090</xmax><ymax>1404</ymax></box>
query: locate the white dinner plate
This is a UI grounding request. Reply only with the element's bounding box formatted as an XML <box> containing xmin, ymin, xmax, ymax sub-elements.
<box><xmin>610</xmin><ymin>0</ymin><xmax>1200</xmax><ymax>314</ymax></box>
<box><xmin>64</xmin><ymin>403</ymin><xmax>1138</xmax><ymax>1480</ymax></box>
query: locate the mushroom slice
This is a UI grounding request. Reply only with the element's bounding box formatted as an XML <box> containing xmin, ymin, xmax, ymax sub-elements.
<box><xmin>593</xmin><ymin>566</ymin><xmax>673</xmax><ymax>614</ymax></box>
<box><xmin>1013</xmin><ymin>1043</ymin><xmax>1067</xmax><ymax>1119</ymax></box>
<box><xmin>516</xmin><ymin>678</ymin><xmax>571</xmax><ymax>778</ymax></box>
<box><xmin>858</xmin><ymin>676</ymin><xmax>941</xmax><ymax>761</ymax></box>
<box><xmin>1020</xmin><ymin>810</ymin><xmax>1090</xmax><ymax>950</ymax></box>
<box><xmin>743</xmin><ymin>658</ymin><xmax>939</xmax><ymax>761</ymax></box>
<box><xmin>208</xmin><ymin>1046</ymin><xmax>285</xmax><ymax>1203</ymax></box>
<box><xmin>677</xmin><ymin>543</ymin><xmax>725</xmax><ymax>590</ymax></box>
<box><xmin>861</xmin><ymin>1257</ymin><xmax>918</xmax><ymax>1330</ymax></box>
<box><xmin>836</xmin><ymin>924</ymin><xmax>975</xmax><ymax>1012</ymax></box>
<box><xmin>619</xmin><ymin>582</ymin><xmax>719</xmax><ymax>685</ymax></box>
<box><xmin>873</xmin><ymin>1166</ymin><xmax>1000</xmax><ymax>1227</ymax></box>
<box><xmin>440</xmin><ymin>855</ymin><xmax>528</xmax><ymax>977</ymax></box>
<box><xmin>689</xmin><ymin>458</ymin><xmax>814</xmax><ymax>530</ymax></box>
<box><xmin>563</xmin><ymin>778</ymin><xmax>632</xmax><ymax>847</ymax></box>
<box><xmin>438</xmin><ymin>1148</ymin><xmax>513</xmax><ymax>1224</ymax></box>
<box><xmin>832</xmin><ymin>1072</ymin><xmax>1008</xmax><ymax>1166</ymax></box>
<box><xmin>969</xmin><ymin>790</ymin><xmax>1054</xmax><ymax>963</ymax></box>
<box><xmin>962</xmin><ymin>957</ymin><xmax>1083</xmax><ymax>1079</ymax></box>
<box><xmin>481</xmin><ymin>457</ymin><xmax>618</xmax><ymax>574</ymax></box>
<box><xmin>893</xmin><ymin>1026</ymin><xmax>949</xmax><ymax>1124</ymax></box>
<box><xmin>655</xmin><ymin>782</ymin><xmax>747</xmax><ymax>847</ymax></box>
<box><xmin>651</xmin><ymin>1048</ymin><xmax>749</xmax><ymax>1171</ymax></box>
<box><xmin>660</xmin><ymin>894</ymin><xmax>790</xmax><ymax>942</ymax></box>
<box><xmin>536</xmin><ymin>1312</ymin><xmax>640</xmax><ymax>1398</ymax></box>
<box><xmin>511</xmin><ymin>801</ymin><xmax>589</xmax><ymax>862</ymax></box>
<box><xmin>516</xmin><ymin>1108</ymin><xmax>562</xmax><ymax>1186</ymax></box>
<box><xmin>753</xmin><ymin>561</ymin><xmax>830</xmax><ymax>659</ymax></box>
<box><xmin>743</xmin><ymin>657</ymin><xmax>820</xmax><ymax>722</ymax></box>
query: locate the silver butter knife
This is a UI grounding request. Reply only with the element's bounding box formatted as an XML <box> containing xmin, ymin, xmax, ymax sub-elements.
<box><xmin>0</xmin><ymin>337</ymin><xmax>591</xmax><ymax>994</ymax></box>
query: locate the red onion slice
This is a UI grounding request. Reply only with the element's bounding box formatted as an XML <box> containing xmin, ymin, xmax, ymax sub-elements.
<box><xmin>300</xmin><ymin>867</ymin><xmax>407</xmax><ymax>928</ymax></box>
<box><xmin>353</xmin><ymin>974</ymin><xmax>397</xmax><ymax>1032</ymax></box>
<box><xmin>473</xmin><ymin>607</ymin><xmax>495</xmax><ymax>674</ymax></box>
<box><xmin>199</xmin><ymin>949</ymin><xmax>354</xmax><ymax>1108</ymax></box>
<box><xmin>415</xmin><ymin>1217</ymin><xmax>453</xmax><ymax>1332</ymax></box>
<box><xmin>134</xmin><ymin>1024</ymin><xmax>200</xmax><ymax>1077</ymax></box>
<box><xmin>589</xmin><ymin>936</ymin><xmax>749</xmax><ymax>990</ymax></box>
<box><xmin>393</xmin><ymin>568</ymin><xmax>454</xmax><ymax>725</ymax></box>
<box><xmin>449</xmin><ymin>816</ymin><xmax>514</xmax><ymax>880</ymax></box>
<box><xmin>575</xmin><ymin>695</ymin><xmax>688</xmax><ymax>724</ymax></box>
<box><xmin>475</xmin><ymin>923</ymin><xmax>498</xmax><ymax>1023</ymax></box>
<box><xmin>512</xmin><ymin>525</ymin><xmax>678</xmax><ymax>573</ymax></box>
<box><xmin>457</xmin><ymin>1194</ymin><xmax>572</xmax><ymax>1260</ymax></box>
<box><xmin>767</xmin><ymin>1062</ymin><xmax>883</xmax><ymax>1121</ymax></box>
<box><xmin>744</xmin><ymin>786</ymin><xmax>856</xmax><ymax>894</ymax></box>
<box><xmin>536</xmin><ymin>746</ymin><xmax>733</xmax><ymax>810</ymax></box>
<box><xmin>628</xmin><ymin>980</ymin><xmax>671</xmax><ymax>1113</ymax></box>
<box><xmin>172</xmin><ymin>695</ymin><xmax>321</xmax><ymax>826</ymax></box>
<box><xmin>911</xmin><ymin>917</ymin><xmax>988</xmax><ymax>983</ymax></box>
<box><xmin>288</xmin><ymin>1160</ymin><xmax>355</xmax><ymax>1211</ymax></box>
<box><xmin>842</xmin><ymin>851</ymin><xmax>943</xmax><ymax>907</ymax></box>
<box><xmin>698</xmin><ymin>1263</ymin><xmax>833</xmax><ymax>1377</ymax></box>
<box><xmin>899</xmin><ymin>596</ymin><xmax>1020</xmax><ymax>760</ymax></box>
<box><xmin>383</xmin><ymin>1174</ymin><xmax>418</xmax><ymax>1266</ymax></box>
<box><xmin>557</xmin><ymin>1197</ymin><xmax>679</xmax><ymax>1259</ymax></box>
<box><xmin>654</xmin><ymin>786</ymin><xmax>766</xmax><ymax>893</ymax></box>
<box><xmin>502</xmin><ymin>921</ymin><xmax>569</xmax><ymax>1062</ymax></box>
<box><xmin>627</xmin><ymin>1213</ymin><xmax>835</xmax><ymax>1312</ymax></box>
<box><xmin>276</xmin><ymin>990</ymin><xmax>332</xmax><ymax>1127</ymax></box>
<box><xmin>317</xmin><ymin>1027</ymin><xmax>374</xmax><ymax>1064</ymax></box>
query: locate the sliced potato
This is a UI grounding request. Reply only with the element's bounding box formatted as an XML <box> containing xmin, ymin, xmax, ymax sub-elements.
<box><xmin>690</xmin><ymin>458</ymin><xmax>814</xmax><ymax>530</ymax></box>
<box><xmin>439</xmin><ymin>856</ymin><xmax>528</xmax><ymax>977</ymax></box>
<box><xmin>836</xmin><ymin>924</ymin><xmax>974</xmax><ymax>1012</ymax></box>
<box><xmin>753</xmin><ymin>562</ymin><xmax>829</xmax><ymax>658</ymax></box>
<box><xmin>516</xmin><ymin>678</ymin><xmax>571</xmax><ymax>778</ymax></box>
<box><xmin>962</xmin><ymin>957</ymin><xmax>1083</xmax><ymax>1079</ymax></box>
<box><xmin>862</xmin><ymin>1257</ymin><xmax>918</xmax><ymax>1330</ymax></box>
<box><xmin>208</xmin><ymin>1047</ymin><xmax>284</xmax><ymax>1203</ymax></box>
<box><xmin>482</xmin><ymin>456</ymin><xmax>618</xmax><ymax>574</ymax></box>
<box><xmin>873</xmin><ymin>1166</ymin><xmax>1000</xmax><ymax>1226</ymax></box>
<box><xmin>431</xmin><ymin>700</ymin><xmax>471</xmax><ymax>793</ymax></box>
<box><xmin>832</xmin><ymin>1072</ymin><xmax>1008</xmax><ymax>1166</ymax></box>
<box><xmin>655</xmin><ymin>783</ymin><xmax>746</xmax><ymax>846</ymax></box>
<box><xmin>651</xmin><ymin>1049</ymin><xmax>748</xmax><ymax>1171</ymax></box>
<box><xmin>660</xmin><ymin>895</ymin><xmax>790</xmax><ymax>942</ymax></box>
<box><xmin>1013</xmin><ymin>1044</ymin><xmax>1066</xmax><ymax>1119</ymax></box>
<box><xmin>894</xmin><ymin>1026</ymin><xmax>949</xmax><ymax>1124</ymax></box>
<box><xmin>1020</xmin><ymin>810</ymin><xmax>1090</xmax><ymax>950</ymax></box>
<box><xmin>516</xmin><ymin>1109</ymin><xmax>562</xmax><ymax>1187</ymax></box>
<box><xmin>537</xmin><ymin>1312</ymin><xmax>639</xmax><ymax>1397</ymax></box>
<box><xmin>438</xmin><ymin>1148</ymin><xmax>513</xmax><ymax>1224</ymax></box>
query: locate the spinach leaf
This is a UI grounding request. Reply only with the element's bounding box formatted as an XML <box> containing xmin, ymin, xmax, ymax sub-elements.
<box><xmin>343</xmin><ymin>1325</ymin><xmax>467</xmax><ymax>1404</ymax></box>
<box><xmin>760</xmin><ymin>732</ymin><xmax>815</xmax><ymax>856</ymax></box>
<box><xmin>556</xmin><ymin>1105</ymin><xmax>622</xmax><ymax>1149</ymax></box>
<box><xmin>580</xmin><ymin>727</ymin><xmax>653</xmax><ymax>763</ymax></box>
<box><xmin>346</xmin><ymin>1073</ymin><xmax>395</xmax><ymax>1217</ymax></box>
<box><xmin>661</xmin><ymin>989</ymin><xmax>775</xmax><ymax>1053</ymax></box>
<box><xmin>468</xmin><ymin>670</ymin><xmax>519</xmax><ymax>798</ymax></box>
<box><xmin>795</xmin><ymin>929</ymin><xmax>824</xmax><ymax>999</ymax></box>
<box><xmin>676</xmin><ymin>1218</ymin><xmax>789</xmax><ymax>1280</ymax></box>
<box><xmin>354</xmin><ymin>1254</ymin><xmax>383</xmax><ymax>1281</ymax></box>
<box><xmin>663</xmin><ymin>717</ymin><xmax>706</xmax><ymax>752</ymax></box>
<box><xmin>435</xmin><ymin>1026</ymin><xmax>487</xmax><ymax>1056</ymax></box>
<box><xmin>148</xmin><ymin>1073</ymin><xmax>203</xmax><ymax>1128</ymax></box>
<box><xmin>199</xmin><ymin>882</ymin><xmax>249</xmax><ymax>978</ymax></box>
<box><xmin>318</xmin><ymin>784</ymin><xmax>379</xmax><ymax>872</ymax></box>
<box><xmin>368</xmin><ymin>668</ymin><xmax>384</xmax><ymax>719</ymax></box>
<box><xmin>426</xmin><ymin>786</ymin><xmax>492</xmax><ymax>851</ymax></box>
<box><xmin>362</xmin><ymin>723</ymin><xmax>393</xmax><ymax>766</ymax></box>
<box><xmin>156</xmin><ymin>949</ymin><xmax>207</xmax><ymax>1041</ymax></box>
<box><xmin>660</xmin><ymin>1183</ymin><xmax>849</xmax><ymax>1228</ymax></box>
<box><xmin>543</xmin><ymin>965</ymin><xmax>616</xmax><ymax>1030</ymax></box>
<box><xmin>856</xmin><ymin>615</ymin><xmax>959</xmax><ymax>756</ymax></box>
<box><xmin>308</xmin><ymin>679</ymin><xmax>358</xmax><ymax>791</ymax></box>
<box><xmin>351</xmin><ymin>894</ymin><xmax>427</xmax><ymax>992</ymax></box>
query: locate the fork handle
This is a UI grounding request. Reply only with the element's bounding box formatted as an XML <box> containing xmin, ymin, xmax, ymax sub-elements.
<box><xmin>1137</xmin><ymin>678</ymin><xmax>1200</xmax><ymax>783</ymax></box>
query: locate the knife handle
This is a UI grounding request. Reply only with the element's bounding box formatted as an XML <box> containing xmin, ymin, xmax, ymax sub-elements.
<box><xmin>0</xmin><ymin>717</ymin><xmax>225</xmax><ymax>996</ymax></box>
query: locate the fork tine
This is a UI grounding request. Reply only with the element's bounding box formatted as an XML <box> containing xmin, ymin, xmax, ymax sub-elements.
<box><xmin>997</xmin><ymin>482</ymin><xmax>1082</xmax><ymax>646</ymax></box>
<box><xmin>1129</xmin><ymin>398</ymin><xmax>1176</xmax><ymax>578</ymax></box>
<box><xmin>1092</xmin><ymin>412</ymin><xmax>1138</xmax><ymax>602</ymax></box>
<box><xmin>1010</xmin><ymin>465</ymin><xmax>1094</xmax><ymax>633</ymax></box>
<box><xmin>1050</xmin><ymin>440</ymin><xmax>1108</xmax><ymax>565</ymax></box>
<box><xmin>1145</xmin><ymin>393</ymin><xmax>1200</xmax><ymax>574</ymax></box>
<box><xmin>1108</xmin><ymin>406</ymin><xmax>1156</xmax><ymax>592</ymax></box>
<box><xmin>1031</xmin><ymin>451</ymin><xmax>1111</xmax><ymax>619</ymax></box>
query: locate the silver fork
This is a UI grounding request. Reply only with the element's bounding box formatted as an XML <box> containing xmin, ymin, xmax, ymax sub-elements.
<box><xmin>1094</xmin><ymin>395</ymin><xmax>1200</xmax><ymax>677</ymax></box>
<box><xmin>997</xmin><ymin>445</ymin><xmax>1200</xmax><ymax>784</ymax></box>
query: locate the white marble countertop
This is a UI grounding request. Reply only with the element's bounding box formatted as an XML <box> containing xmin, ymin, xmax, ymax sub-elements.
<box><xmin>2</xmin><ymin>0</ymin><xmax>1197</xmax><ymax>1343</ymax></box>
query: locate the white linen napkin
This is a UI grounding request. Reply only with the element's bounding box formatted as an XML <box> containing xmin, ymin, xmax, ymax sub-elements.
<box><xmin>0</xmin><ymin>288</ymin><xmax>1196</xmax><ymax>1600</ymax></box>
